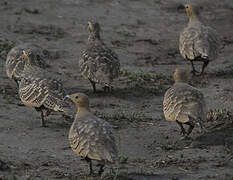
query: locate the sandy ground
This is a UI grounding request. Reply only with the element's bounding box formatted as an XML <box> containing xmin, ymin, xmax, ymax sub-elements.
<box><xmin>0</xmin><ymin>0</ymin><xmax>233</xmax><ymax>179</ymax></box>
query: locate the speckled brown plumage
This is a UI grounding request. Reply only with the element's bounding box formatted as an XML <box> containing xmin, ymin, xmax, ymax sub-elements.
<box><xmin>79</xmin><ymin>21</ymin><xmax>120</xmax><ymax>92</ymax></box>
<box><xmin>6</xmin><ymin>43</ymin><xmax>48</xmax><ymax>85</ymax></box>
<box><xmin>163</xmin><ymin>69</ymin><xmax>206</xmax><ymax>138</ymax></box>
<box><xmin>179</xmin><ymin>4</ymin><xmax>220</xmax><ymax>75</ymax></box>
<box><xmin>19</xmin><ymin>51</ymin><xmax>71</xmax><ymax>127</ymax></box>
<box><xmin>67</xmin><ymin>93</ymin><xmax>117</xmax><ymax>175</ymax></box>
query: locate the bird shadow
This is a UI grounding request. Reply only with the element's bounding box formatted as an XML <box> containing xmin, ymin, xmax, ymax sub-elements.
<box><xmin>191</xmin><ymin>126</ymin><xmax>233</xmax><ymax>149</ymax></box>
<box><xmin>80</xmin><ymin>172</ymin><xmax>188</xmax><ymax>180</ymax></box>
<box><xmin>82</xmin><ymin>86</ymin><xmax>166</xmax><ymax>103</ymax></box>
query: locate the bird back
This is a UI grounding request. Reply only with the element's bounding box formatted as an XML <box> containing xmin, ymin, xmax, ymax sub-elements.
<box><xmin>163</xmin><ymin>82</ymin><xmax>206</xmax><ymax>124</ymax></box>
<box><xmin>79</xmin><ymin>40</ymin><xmax>120</xmax><ymax>86</ymax></box>
<box><xmin>19</xmin><ymin>65</ymin><xmax>72</xmax><ymax>116</ymax></box>
<box><xmin>69</xmin><ymin>112</ymin><xmax>117</xmax><ymax>163</ymax></box>
<box><xmin>179</xmin><ymin>21</ymin><xmax>220</xmax><ymax>61</ymax></box>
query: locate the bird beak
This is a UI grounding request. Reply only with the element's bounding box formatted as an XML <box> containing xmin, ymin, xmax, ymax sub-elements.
<box><xmin>64</xmin><ymin>95</ymin><xmax>71</xmax><ymax>100</ymax></box>
<box><xmin>65</xmin><ymin>95</ymin><xmax>70</xmax><ymax>98</ymax></box>
<box><xmin>22</xmin><ymin>50</ymin><xmax>28</xmax><ymax>59</ymax></box>
<box><xmin>22</xmin><ymin>50</ymin><xmax>26</xmax><ymax>56</ymax></box>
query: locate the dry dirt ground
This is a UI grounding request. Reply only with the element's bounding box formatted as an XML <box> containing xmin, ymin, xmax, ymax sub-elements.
<box><xmin>0</xmin><ymin>0</ymin><xmax>233</xmax><ymax>179</ymax></box>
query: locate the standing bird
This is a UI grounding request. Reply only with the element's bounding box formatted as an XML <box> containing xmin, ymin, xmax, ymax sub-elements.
<box><xmin>163</xmin><ymin>68</ymin><xmax>206</xmax><ymax>139</ymax></box>
<box><xmin>66</xmin><ymin>93</ymin><xmax>118</xmax><ymax>175</ymax></box>
<box><xmin>19</xmin><ymin>51</ymin><xmax>71</xmax><ymax>127</ymax></box>
<box><xmin>179</xmin><ymin>4</ymin><xmax>220</xmax><ymax>75</ymax></box>
<box><xmin>79</xmin><ymin>21</ymin><xmax>120</xmax><ymax>93</ymax></box>
<box><xmin>6</xmin><ymin>43</ymin><xmax>48</xmax><ymax>86</ymax></box>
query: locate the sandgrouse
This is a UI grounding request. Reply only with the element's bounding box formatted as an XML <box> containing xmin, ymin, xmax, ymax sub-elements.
<box><xmin>66</xmin><ymin>93</ymin><xmax>118</xmax><ymax>175</ymax></box>
<box><xmin>179</xmin><ymin>4</ymin><xmax>220</xmax><ymax>75</ymax></box>
<box><xmin>79</xmin><ymin>21</ymin><xmax>120</xmax><ymax>92</ymax></box>
<box><xmin>19</xmin><ymin>51</ymin><xmax>71</xmax><ymax>127</ymax></box>
<box><xmin>163</xmin><ymin>68</ymin><xmax>207</xmax><ymax>138</ymax></box>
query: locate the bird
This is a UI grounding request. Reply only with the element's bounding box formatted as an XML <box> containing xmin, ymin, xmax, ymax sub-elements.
<box><xmin>18</xmin><ymin>51</ymin><xmax>71</xmax><ymax>127</ymax></box>
<box><xmin>6</xmin><ymin>43</ymin><xmax>48</xmax><ymax>86</ymax></box>
<box><xmin>65</xmin><ymin>93</ymin><xmax>118</xmax><ymax>175</ymax></box>
<box><xmin>79</xmin><ymin>21</ymin><xmax>120</xmax><ymax>93</ymax></box>
<box><xmin>163</xmin><ymin>68</ymin><xmax>207</xmax><ymax>139</ymax></box>
<box><xmin>179</xmin><ymin>3</ymin><xmax>220</xmax><ymax>76</ymax></box>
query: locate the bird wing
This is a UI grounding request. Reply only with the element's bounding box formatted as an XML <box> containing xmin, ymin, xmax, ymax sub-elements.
<box><xmin>19</xmin><ymin>66</ymin><xmax>69</xmax><ymax>113</ymax></box>
<box><xmin>69</xmin><ymin>114</ymin><xmax>117</xmax><ymax>163</ymax></box>
<box><xmin>179</xmin><ymin>24</ymin><xmax>219</xmax><ymax>61</ymax></box>
<box><xmin>163</xmin><ymin>83</ymin><xmax>206</xmax><ymax>123</ymax></box>
<box><xmin>79</xmin><ymin>41</ymin><xmax>120</xmax><ymax>86</ymax></box>
<box><xmin>194</xmin><ymin>25</ymin><xmax>220</xmax><ymax>60</ymax></box>
<box><xmin>6</xmin><ymin>53</ymin><xmax>24</xmax><ymax>80</ymax></box>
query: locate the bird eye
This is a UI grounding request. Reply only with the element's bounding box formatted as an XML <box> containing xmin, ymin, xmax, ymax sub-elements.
<box><xmin>75</xmin><ymin>96</ymin><xmax>79</xmax><ymax>99</ymax></box>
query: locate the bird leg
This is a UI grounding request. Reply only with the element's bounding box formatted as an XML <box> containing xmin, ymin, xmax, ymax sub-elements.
<box><xmin>89</xmin><ymin>79</ymin><xmax>96</xmax><ymax>93</ymax></box>
<box><xmin>14</xmin><ymin>79</ymin><xmax>19</xmax><ymax>87</ymax></box>
<box><xmin>85</xmin><ymin>157</ymin><xmax>93</xmax><ymax>175</ymax></box>
<box><xmin>103</xmin><ymin>85</ymin><xmax>111</xmax><ymax>93</ymax></box>
<box><xmin>176</xmin><ymin>121</ymin><xmax>186</xmax><ymax>136</ymax></box>
<box><xmin>103</xmin><ymin>86</ymin><xmax>109</xmax><ymax>93</ymax></box>
<box><xmin>103</xmin><ymin>85</ymin><xmax>114</xmax><ymax>93</ymax></box>
<box><xmin>42</xmin><ymin>114</ymin><xmax>46</xmax><ymax>127</ymax></box>
<box><xmin>190</xmin><ymin>60</ymin><xmax>199</xmax><ymax>75</ymax></box>
<box><xmin>200</xmin><ymin>60</ymin><xmax>209</xmax><ymax>75</ymax></box>
<box><xmin>40</xmin><ymin>110</ymin><xmax>46</xmax><ymax>127</ymax></box>
<box><xmin>45</xmin><ymin>109</ymin><xmax>51</xmax><ymax>117</ymax></box>
<box><xmin>97</xmin><ymin>163</ymin><xmax>105</xmax><ymax>176</ymax></box>
<box><xmin>35</xmin><ymin>107</ymin><xmax>47</xmax><ymax>127</ymax></box>
<box><xmin>196</xmin><ymin>120</ymin><xmax>206</xmax><ymax>133</ymax></box>
<box><xmin>185</xmin><ymin>122</ymin><xmax>194</xmax><ymax>136</ymax></box>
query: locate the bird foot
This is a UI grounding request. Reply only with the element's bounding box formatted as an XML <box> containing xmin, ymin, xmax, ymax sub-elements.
<box><xmin>180</xmin><ymin>135</ymin><xmax>192</xmax><ymax>141</ymax></box>
<box><xmin>103</xmin><ymin>86</ymin><xmax>113</xmax><ymax>93</ymax></box>
<box><xmin>180</xmin><ymin>130</ymin><xmax>186</xmax><ymax>136</ymax></box>
<box><xmin>96</xmin><ymin>163</ymin><xmax>105</xmax><ymax>176</ymax></box>
<box><xmin>40</xmin><ymin>124</ymin><xmax>48</xmax><ymax>128</ymax></box>
<box><xmin>98</xmin><ymin>169</ymin><xmax>104</xmax><ymax>176</ymax></box>
<box><xmin>191</xmin><ymin>70</ymin><xmax>199</xmax><ymax>76</ymax></box>
<box><xmin>17</xmin><ymin>102</ymin><xmax>25</xmax><ymax>106</ymax></box>
<box><xmin>198</xmin><ymin>72</ymin><xmax>206</xmax><ymax>76</ymax></box>
<box><xmin>92</xmin><ymin>89</ymin><xmax>102</xmax><ymax>94</ymax></box>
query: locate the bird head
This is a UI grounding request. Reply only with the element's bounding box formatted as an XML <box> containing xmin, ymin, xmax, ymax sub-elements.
<box><xmin>21</xmin><ymin>50</ymin><xmax>41</xmax><ymax>66</ymax></box>
<box><xmin>65</xmin><ymin>93</ymin><xmax>90</xmax><ymax>109</ymax></box>
<box><xmin>21</xmin><ymin>50</ymin><xmax>32</xmax><ymax>65</ymax></box>
<box><xmin>185</xmin><ymin>3</ymin><xmax>200</xmax><ymax>18</ymax></box>
<box><xmin>87</xmin><ymin>21</ymin><xmax>101</xmax><ymax>40</ymax></box>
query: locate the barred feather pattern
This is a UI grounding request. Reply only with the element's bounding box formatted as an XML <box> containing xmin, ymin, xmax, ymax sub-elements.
<box><xmin>6</xmin><ymin>43</ymin><xmax>47</xmax><ymax>82</ymax></box>
<box><xmin>79</xmin><ymin>40</ymin><xmax>120</xmax><ymax>87</ymax></box>
<box><xmin>163</xmin><ymin>82</ymin><xmax>207</xmax><ymax>124</ymax></box>
<box><xmin>179</xmin><ymin>21</ymin><xmax>220</xmax><ymax>61</ymax></box>
<box><xmin>69</xmin><ymin>112</ymin><xmax>117</xmax><ymax>163</ymax></box>
<box><xmin>19</xmin><ymin>65</ymin><xmax>70</xmax><ymax>113</ymax></box>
